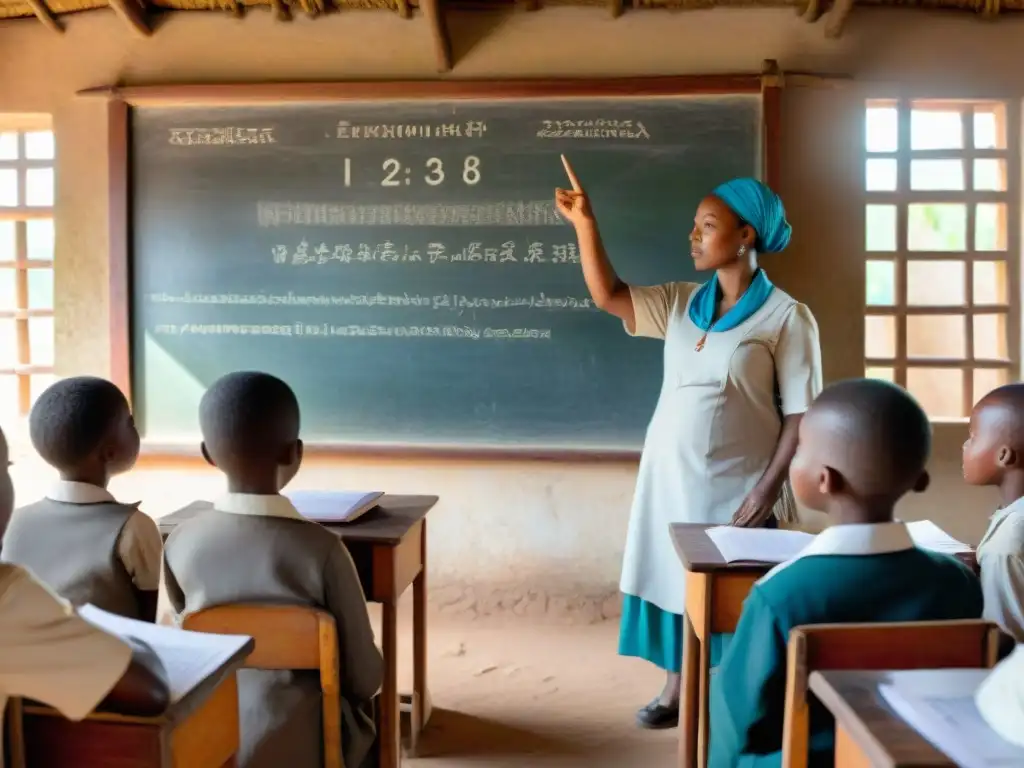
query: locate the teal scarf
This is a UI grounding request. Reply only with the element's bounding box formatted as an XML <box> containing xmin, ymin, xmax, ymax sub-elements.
<box><xmin>688</xmin><ymin>269</ymin><xmax>774</xmax><ymax>333</ymax></box>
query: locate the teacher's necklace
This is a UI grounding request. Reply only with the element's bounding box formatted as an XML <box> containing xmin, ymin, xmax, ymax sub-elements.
<box><xmin>695</xmin><ymin>305</ymin><xmax>729</xmax><ymax>352</ymax></box>
<box><xmin>695</xmin><ymin>325</ymin><xmax>714</xmax><ymax>352</ymax></box>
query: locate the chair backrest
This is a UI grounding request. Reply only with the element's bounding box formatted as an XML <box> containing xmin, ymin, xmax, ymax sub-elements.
<box><xmin>3</xmin><ymin>697</ymin><xmax>25</xmax><ymax>768</ymax></box>
<box><xmin>183</xmin><ymin>604</ymin><xmax>343</xmax><ymax>768</ymax></box>
<box><xmin>781</xmin><ymin>619</ymin><xmax>1000</xmax><ymax>768</ymax></box>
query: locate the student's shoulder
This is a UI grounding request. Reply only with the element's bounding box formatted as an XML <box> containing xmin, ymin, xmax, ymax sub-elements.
<box><xmin>985</xmin><ymin>510</ymin><xmax>1024</xmax><ymax>554</ymax></box>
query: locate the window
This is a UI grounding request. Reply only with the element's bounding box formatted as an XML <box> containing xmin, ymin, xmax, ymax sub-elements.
<box><xmin>0</xmin><ymin>117</ymin><xmax>55</xmax><ymax>428</ymax></box>
<box><xmin>864</xmin><ymin>99</ymin><xmax>1020</xmax><ymax>419</ymax></box>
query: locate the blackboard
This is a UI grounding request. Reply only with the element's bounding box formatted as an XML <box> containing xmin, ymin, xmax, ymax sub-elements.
<box><xmin>130</xmin><ymin>90</ymin><xmax>763</xmax><ymax>452</ymax></box>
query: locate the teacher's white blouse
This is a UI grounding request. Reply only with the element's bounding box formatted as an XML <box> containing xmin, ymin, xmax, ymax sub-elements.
<box><xmin>619</xmin><ymin>281</ymin><xmax>822</xmax><ymax>615</ymax></box>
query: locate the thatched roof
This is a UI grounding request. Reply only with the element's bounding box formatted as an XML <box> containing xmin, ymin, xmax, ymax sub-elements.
<box><xmin>0</xmin><ymin>0</ymin><xmax>1020</xmax><ymax>71</ymax></box>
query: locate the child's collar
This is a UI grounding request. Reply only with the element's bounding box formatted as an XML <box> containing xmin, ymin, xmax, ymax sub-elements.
<box><xmin>758</xmin><ymin>522</ymin><xmax>914</xmax><ymax>585</ymax></box>
<box><xmin>213</xmin><ymin>492</ymin><xmax>304</xmax><ymax>520</ymax></box>
<box><xmin>46</xmin><ymin>480</ymin><xmax>116</xmax><ymax>505</ymax></box>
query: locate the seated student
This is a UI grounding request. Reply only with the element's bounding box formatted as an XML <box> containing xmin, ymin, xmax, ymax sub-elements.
<box><xmin>976</xmin><ymin>643</ymin><xmax>1024</xmax><ymax>748</ymax></box>
<box><xmin>163</xmin><ymin>371</ymin><xmax>382</xmax><ymax>768</ymax></box>
<box><xmin>1</xmin><ymin>377</ymin><xmax>162</xmax><ymax>621</ymax></box>
<box><xmin>963</xmin><ymin>384</ymin><xmax>1024</xmax><ymax>648</ymax></box>
<box><xmin>710</xmin><ymin>379</ymin><xmax>983</xmax><ymax>768</ymax></box>
<box><xmin>0</xmin><ymin>420</ymin><xmax>169</xmax><ymax>763</ymax></box>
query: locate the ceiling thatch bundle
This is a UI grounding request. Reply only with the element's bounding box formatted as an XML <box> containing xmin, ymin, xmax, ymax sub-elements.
<box><xmin>0</xmin><ymin>0</ymin><xmax>1021</xmax><ymax>71</ymax></box>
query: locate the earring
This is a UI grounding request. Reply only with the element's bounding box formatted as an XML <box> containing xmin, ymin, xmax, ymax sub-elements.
<box><xmin>738</xmin><ymin>245</ymin><xmax>747</xmax><ymax>257</ymax></box>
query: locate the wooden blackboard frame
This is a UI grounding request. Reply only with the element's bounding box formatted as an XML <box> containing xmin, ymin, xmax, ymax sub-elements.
<box><xmin>91</xmin><ymin>69</ymin><xmax>782</xmax><ymax>462</ymax></box>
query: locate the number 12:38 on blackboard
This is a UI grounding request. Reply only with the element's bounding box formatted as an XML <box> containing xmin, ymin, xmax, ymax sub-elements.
<box><xmin>340</xmin><ymin>156</ymin><xmax>482</xmax><ymax>187</ymax></box>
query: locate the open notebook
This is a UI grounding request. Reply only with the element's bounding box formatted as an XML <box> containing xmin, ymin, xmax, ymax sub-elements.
<box><xmin>880</xmin><ymin>670</ymin><xmax>1024</xmax><ymax>768</ymax></box>
<box><xmin>706</xmin><ymin>520</ymin><xmax>970</xmax><ymax>565</ymax></box>
<box><xmin>284</xmin><ymin>490</ymin><xmax>384</xmax><ymax>524</ymax></box>
<box><xmin>78</xmin><ymin>604</ymin><xmax>251</xmax><ymax>703</ymax></box>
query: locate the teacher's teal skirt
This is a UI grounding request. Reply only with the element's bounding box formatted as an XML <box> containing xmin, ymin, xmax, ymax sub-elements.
<box><xmin>618</xmin><ymin>594</ymin><xmax>730</xmax><ymax>673</ymax></box>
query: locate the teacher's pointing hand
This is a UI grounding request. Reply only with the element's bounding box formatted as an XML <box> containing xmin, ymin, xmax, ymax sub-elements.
<box><xmin>555</xmin><ymin>154</ymin><xmax>596</xmax><ymax>228</ymax></box>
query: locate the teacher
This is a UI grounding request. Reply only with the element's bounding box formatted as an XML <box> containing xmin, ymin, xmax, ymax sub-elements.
<box><xmin>555</xmin><ymin>158</ymin><xmax>822</xmax><ymax>729</ymax></box>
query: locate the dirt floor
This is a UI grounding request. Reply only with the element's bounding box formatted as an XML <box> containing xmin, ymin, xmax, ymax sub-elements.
<box><xmin>385</xmin><ymin>606</ymin><xmax>678</xmax><ymax>768</ymax></box>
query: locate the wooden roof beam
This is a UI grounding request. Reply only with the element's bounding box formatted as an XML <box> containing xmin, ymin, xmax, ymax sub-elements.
<box><xmin>107</xmin><ymin>0</ymin><xmax>152</xmax><ymax>36</ymax></box>
<box><xmin>421</xmin><ymin>0</ymin><xmax>452</xmax><ymax>73</ymax></box>
<box><xmin>25</xmin><ymin>0</ymin><xmax>63</xmax><ymax>32</ymax></box>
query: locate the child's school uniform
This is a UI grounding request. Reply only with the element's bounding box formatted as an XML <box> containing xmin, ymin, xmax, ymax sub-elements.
<box><xmin>977</xmin><ymin>497</ymin><xmax>1024</xmax><ymax>643</ymax></box>
<box><xmin>1</xmin><ymin>481</ymin><xmax>162</xmax><ymax>619</ymax></box>
<box><xmin>0</xmin><ymin>563</ymin><xmax>132</xmax><ymax>768</ymax></box>
<box><xmin>976</xmin><ymin>644</ymin><xmax>1024</xmax><ymax>748</ymax></box>
<box><xmin>709</xmin><ymin>522</ymin><xmax>983</xmax><ymax>768</ymax></box>
<box><xmin>162</xmin><ymin>493</ymin><xmax>383</xmax><ymax>768</ymax></box>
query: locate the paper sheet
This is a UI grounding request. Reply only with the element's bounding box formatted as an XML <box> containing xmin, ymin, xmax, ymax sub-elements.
<box><xmin>879</xmin><ymin>670</ymin><xmax>1024</xmax><ymax>768</ymax></box>
<box><xmin>78</xmin><ymin>604</ymin><xmax>251</xmax><ymax>702</ymax></box>
<box><xmin>905</xmin><ymin>520</ymin><xmax>971</xmax><ymax>555</ymax></box>
<box><xmin>284</xmin><ymin>490</ymin><xmax>384</xmax><ymax>523</ymax></box>
<box><xmin>706</xmin><ymin>526</ymin><xmax>814</xmax><ymax>564</ymax></box>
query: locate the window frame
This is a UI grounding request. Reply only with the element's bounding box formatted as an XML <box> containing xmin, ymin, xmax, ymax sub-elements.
<box><xmin>0</xmin><ymin>115</ymin><xmax>56</xmax><ymax>420</ymax></box>
<box><xmin>863</xmin><ymin>97</ymin><xmax>1022</xmax><ymax>421</ymax></box>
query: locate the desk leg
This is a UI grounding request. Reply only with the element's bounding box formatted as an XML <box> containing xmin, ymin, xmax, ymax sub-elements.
<box><xmin>697</xmin><ymin>624</ymin><xmax>711</xmax><ymax>768</ymax></box>
<box><xmin>678</xmin><ymin>612</ymin><xmax>699</xmax><ymax>768</ymax></box>
<box><xmin>405</xmin><ymin>520</ymin><xmax>429</xmax><ymax>756</ymax></box>
<box><xmin>380</xmin><ymin>602</ymin><xmax>401</xmax><ymax>768</ymax></box>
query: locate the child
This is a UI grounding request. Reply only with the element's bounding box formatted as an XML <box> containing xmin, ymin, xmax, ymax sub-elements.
<box><xmin>710</xmin><ymin>379</ymin><xmax>983</xmax><ymax>768</ymax></box>
<box><xmin>163</xmin><ymin>371</ymin><xmax>382</xmax><ymax>768</ymax></box>
<box><xmin>0</xmin><ymin>421</ymin><xmax>169</xmax><ymax>763</ymax></box>
<box><xmin>963</xmin><ymin>383</ymin><xmax>1024</xmax><ymax>646</ymax></box>
<box><xmin>976</xmin><ymin>643</ymin><xmax>1024</xmax><ymax>747</ymax></box>
<box><xmin>1</xmin><ymin>377</ymin><xmax>162</xmax><ymax>621</ymax></box>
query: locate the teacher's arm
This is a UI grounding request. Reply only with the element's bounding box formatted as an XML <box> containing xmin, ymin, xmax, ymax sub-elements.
<box><xmin>555</xmin><ymin>155</ymin><xmax>637</xmax><ymax>332</ymax></box>
<box><xmin>732</xmin><ymin>304</ymin><xmax>823</xmax><ymax>527</ymax></box>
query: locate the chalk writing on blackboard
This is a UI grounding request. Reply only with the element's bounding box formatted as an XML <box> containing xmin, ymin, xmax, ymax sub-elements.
<box><xmin>152</xmin><ymin>323</ymin><xmax>553</xmax><ymax>340</ymax></box>
<box><xmin>269</xmin><ymin>241</ymin><xmax>579</xmax><ymax>265</ymax></box>
<box><xmin>169</xmin><ymin>128</ymin><xmax>276</xmax><ymax>146</ymax></box>
<box><xmin>336</xmin><ymin>120</ymin><xmax>488</xmax><ymax>140</ymax></box>
<box><xmin>256</xmin><ymin>201</ymin><xmax>562</xmax><ymax>227</ymax></box>
<box><xmin>536</xmin><ymin>119</ymin><xmax>650</xmax><ymax>140</ymax></box>
<box><xmin>147</xmin><ymin>291</ymin><xmax>595</xmax><ymax>310</ymax></box>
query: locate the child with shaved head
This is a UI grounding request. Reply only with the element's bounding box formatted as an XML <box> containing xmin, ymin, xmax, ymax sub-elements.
<box><xmin>163</xmin><ymin>372</ymin><xmax>382</xmax><ymax>768</ymax></box>
<box><xmin>710</xmin><ymin>379</ymin><xmax>983</xmax><ymax>768</ymax></box>
<box><xmin>964</xmin><ymin>383</ymin><xmax>1024</xmax><ymax>646</ymax></box>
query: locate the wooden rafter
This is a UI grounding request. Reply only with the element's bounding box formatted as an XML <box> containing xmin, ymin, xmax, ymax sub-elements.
<box><xmin>421</xmin><ymin>0</ymin><xmax>452</xmax><ymax>72</ymax></box>
<box><xmin>396</xmin><ymin>0</ymin><xmax>411</xmax><ymax>18</ymax></box>
<box><xmin>24</xmin><ymin>0</ymin><xmax>63</xmax><ymax>32</ymax></box>
<box><xmin>107</xmin><ymin>0</ymin><xmax>152</xmax><ymax>35</ymax></box>
<box><xmin>610</xmin><ymin>0</ymin><xmax>623</xmax><ymax>16</ymax></box>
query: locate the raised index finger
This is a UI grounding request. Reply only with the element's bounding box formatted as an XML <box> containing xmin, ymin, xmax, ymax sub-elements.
<box><xmin>561</xmin><ymin>154</ymin><xmax>583</xmax><ymax>192</ymax></box>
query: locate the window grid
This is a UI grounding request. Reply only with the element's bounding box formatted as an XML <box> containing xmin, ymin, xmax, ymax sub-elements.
<box><xmin>864</xmin><ymin>98</ymin><xmax>1021</xmax><ymax>420</ymax></box>
<box><xmin>0</xmin><ymin>120</ymin><xmax>55</xmax><ymax>422</ymax></box>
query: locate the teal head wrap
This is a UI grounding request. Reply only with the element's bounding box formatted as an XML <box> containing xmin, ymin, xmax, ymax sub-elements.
<box><xmin>711</xmin><ymin>177</ymin><xmax>792</xmax><ymax>254</ymax></box>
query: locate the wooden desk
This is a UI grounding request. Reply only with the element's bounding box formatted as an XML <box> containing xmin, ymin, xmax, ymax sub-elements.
<box><xmin>669</xmin><ymin>524</ymin><xmax>979</xmax><ymax>768</ymax></box>
<box><xmin>158</xmin><ymin>493</ymin><xmax>437</xmax><ymax>768</ymax></box>
<box><xmin>18</xmin><ymin>636</ymin><xmax>254</xmax><ymax>768</ymax></box>
<box><xmin>809</xmin><ymin>670</ymin><xmax>958</xmax><ymax>767</ymax></box>
<box><xmin>670</xmin><ymin>523</ymin><xmax>772</xmax><ymax>768</ymax></box>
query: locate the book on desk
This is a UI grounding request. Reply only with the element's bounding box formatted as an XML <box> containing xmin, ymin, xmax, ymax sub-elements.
<box><xmin>78</xmin><ymin>605</ymin><xmax>252</xmax><ymax>702</ymax></box>
<box><xmin>705</xmin><ymin>520</ymin><xmax>970</xmax><ymax>565</ymax></box>
<box><xmin>879</xmin><ymin>669</ymin><xmax>1024</xmax><ymax>768</ymax></box>
<box><xmin>284</xmin><ymin>490</ymin><xmax>384</xmax><ymax>524</ymax></box>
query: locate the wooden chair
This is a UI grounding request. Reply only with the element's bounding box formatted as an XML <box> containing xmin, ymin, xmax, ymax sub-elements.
<box><xmin>183</xmin><ymin>604</ymin><xmax>344</xmax><ymax>768</ymax></box>
<box><xmin>781</xmin><ymin>619</ymin><xmax>1000</xmax><ymax>768</ymax></box>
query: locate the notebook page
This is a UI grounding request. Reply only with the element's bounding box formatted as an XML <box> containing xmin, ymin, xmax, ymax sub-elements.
<box><xmin>284</xmin><ymin>490</ymin><xmax>384</xmax><ymax>523</ymax></box>
<box><xmin>706</xmin><ymin>527</ymin><xmax>814</xmax><ymax>564</ymax></box>
<box><xmin>906</xmin><ymin>520</ymin><xmax>971</xmax><ymax>555</ymax></box>
<box><xmin>880</xmin><ymin>670</ymin><xmax>1024</xmax><ymax>768</ymax></box>
<box><xmin>78</xmin><ymin>604</ymin><xmax>251</xmax><ymax>702</ymax></box>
